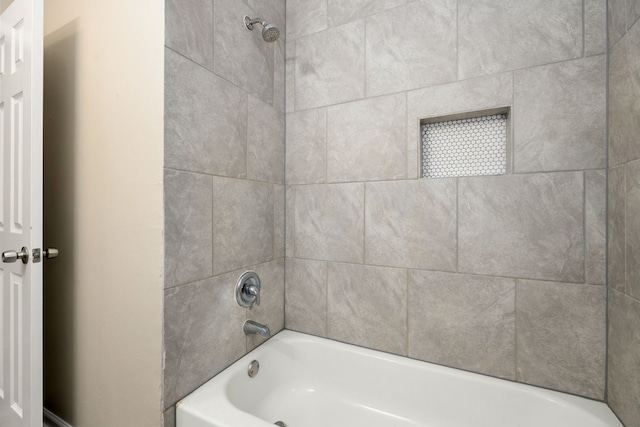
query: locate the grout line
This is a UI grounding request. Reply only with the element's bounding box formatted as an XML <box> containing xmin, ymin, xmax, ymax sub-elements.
<box><xmin>623</xmin><ymin>163</ymin><xmax>628</xmax><ymax>304</ymax></box>
<box><xmin>282</xmin><ymin>169</ymin><xmax>605</xmax><ymax>188</ymax></box>
<box><xmin>163</xmin><ymin>167</ymin><xmax>282</xmax><ymax>185</ymax></box>
<box><xmin>246</xmin><ymin>93</ymin><xmax>250</xmax><ymax>178</ymax></box>
<box><xmin>283</xmin><ymin>257</ymin><xmax>607</xmax><ymax>287</ymax></box>
<box><xmin>582</xmin><ymin>0</ymin><xmax>586</xmax><ymax>58</ymax></box>
<box><xmin>604</xmin><ymin>282</ymin><xmax>610</xmax><ymax>401</ymax></box>
<box><xmin>630</xmin><ymin>8</ymin><xmax>640</xmax><ymax>31</ymax></box>
<box><xmin>405</xmin><ymin>91</ymin><xmax>410</xmax><ymax>179</ymax></box>
<box><xmin>511</xmin><ymin>72</ymin><xmax>516</xmax><ymax>173</ymax></box>
<box><xmin>584</xmin><ymin>171</ymin><xmax>588</xmax><ymax>283</ymax></box>
<box><xmin>363</xmin><ymin>183</ymin><xmax>367</xmax><ymax>264</ymax></box>
<box><xmin>290</xmin><ymin>186</ymin><xmax>295</xmax><ymax>258</ymax></box>
<box><xmin>324</xmin><ymin>0</ymin><xmax>329</xmax><ymax>30</ymax></box>
<box><xmin>211</xmin><ymin>0</ymin><xmax>215</xmax><ymax>72</ymax></box>
<box><xmin>514</xmin><ymin>279</ymin><xmax>519</xmax><ymax>381</ymax></box>
<box><xmin>456</xmin><ymin>177</ymin><xmax>460</xmax><ymax>272</ymax></box>
<box><xmin>290</xmin><ymin>53</ymin><xmax>599</xmax><ymax>114</ymax></box>
<box><xmin>165</xmin><ymin>45</ymin><xmax>275</xmax><ymax>107</ymax></box>
<box><xmin>611</xmin><ymin>286</ymin><xmax>640</xmax><ymax>305</ymax></box>
<box><xmin>456</xmin><ymin>0</ymin><xmax>460</xmax><ymax>80</ymax></box>
<box><xmin>363</xmin><ymin>15</ymin><xmax>368</xmax><ymax>98</ymax></box>
<box><xmin>283</xmin><ymin>27</ymin><xmax>289</xmax><ymax>324</ymax></box>
<box><xmin>324</xmin><ymin>261</ymin><xmax>329</xmax><ymax>336</ymax></box>
<box><xmin>324</xmin><ymin>1</ymin><xmax>419</xmax><ymax>29</ymax></box>
<box><xmin>603</xmin><ymin>12</ymin><xmax>610</xmax><ymax>399</ymax></box>
<box><xmin>405</xmin><ymin>268</ymin><xmax>410</xmax><ymax>357</ymax></box>
<box><xmin>215</xmin><ymin>177</ymin><xmax>216</xmax><ymax>277</ymax></box>
<box><xmin>164</xmin><ymin>258</ymin><xmax>285</xmax><ymax>292</ymax></box>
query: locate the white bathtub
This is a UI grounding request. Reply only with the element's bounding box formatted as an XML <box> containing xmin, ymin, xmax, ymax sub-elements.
<box><xmin>177</xmin><ymin>330</ymin><xmax>622</xmax><ymax>427</ymax></box>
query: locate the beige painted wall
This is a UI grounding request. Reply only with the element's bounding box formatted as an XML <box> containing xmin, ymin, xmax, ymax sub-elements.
<box><xmin>43</xmin><ymin>0</ymin><xmax>164</xmax><ymax>425</ymax></box>
<box><xmin>0</xmin><ymin>0</ymin><xmax>12</xmax><ymax>14</ymax></box>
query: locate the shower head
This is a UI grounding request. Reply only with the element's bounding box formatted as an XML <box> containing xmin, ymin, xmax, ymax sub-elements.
<box><xmin>261</xmin><ymin>23</ymin><xmax>280</xmax><ymax>43</ymax></box>
<box><xmin>244</xmin><ymin>15</ymin><xmax>280</xmax><ymax>43</ymax></box>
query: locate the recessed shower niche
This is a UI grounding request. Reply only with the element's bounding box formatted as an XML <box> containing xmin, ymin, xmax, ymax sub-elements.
<box><xmin>421</xmin><ymin>108</ymin><xmax>510</xmax><ymax>179</ymax></box>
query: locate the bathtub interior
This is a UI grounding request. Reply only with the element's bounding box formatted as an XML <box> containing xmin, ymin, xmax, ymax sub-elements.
<box><xmin>179</xmin><ymin>331</ymin><xmax>622</xmax><ymax>427</ymax></box>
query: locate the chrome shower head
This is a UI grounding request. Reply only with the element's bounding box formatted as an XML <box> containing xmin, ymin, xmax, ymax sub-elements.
<box><xmin>261</xmin><ymin>23</ymin><xmax>280</xmax><ymax>43</ymax></box>
<box><xmin>244</xmin><ymin>15</ymin><xmax>280</xmax><ymax>43</ymax></box>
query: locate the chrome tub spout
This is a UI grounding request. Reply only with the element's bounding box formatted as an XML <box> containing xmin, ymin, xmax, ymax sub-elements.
<box><xmin>243</xmin><ymin>320</ymin><xmax>271</xmax><ymax>337</ymax></box>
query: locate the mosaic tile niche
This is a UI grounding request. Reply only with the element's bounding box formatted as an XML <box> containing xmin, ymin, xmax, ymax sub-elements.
<box><xmin>421</xmin><ymin>109</ymin><xmax>509</xmax><ymax>179</ymax></box>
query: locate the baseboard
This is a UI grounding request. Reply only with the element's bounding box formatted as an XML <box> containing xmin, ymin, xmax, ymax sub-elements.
<box><xmin>43</xmin><ymin>408</ymin><xmax>73</xmax><ymax>427</ymax></box>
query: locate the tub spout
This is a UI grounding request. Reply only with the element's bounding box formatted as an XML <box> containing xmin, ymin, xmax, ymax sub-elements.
<box><xmin>243</xmin><ymin>320</ymin><xmax>271</xmax><ymax>337</ymax></box>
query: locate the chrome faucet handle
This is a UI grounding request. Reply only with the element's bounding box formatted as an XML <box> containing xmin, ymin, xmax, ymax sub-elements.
<box><xmin>245</xmin><ymin>283</ymin><xmax>260</xmax><ymax>306</ymax></box>
<box><xmin>235</xmin><ymin>271</ymin><xmax>262</xmax><ymax>308</ymax></box>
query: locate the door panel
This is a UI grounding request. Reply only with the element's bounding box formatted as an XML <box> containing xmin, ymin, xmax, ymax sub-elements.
<box><xmin>0</xmin><ymin>0</ymin><xmax>42</xmax><ymax>426</ymax></box>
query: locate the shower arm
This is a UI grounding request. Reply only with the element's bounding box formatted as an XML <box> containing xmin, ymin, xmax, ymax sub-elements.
<box><xmin>245</xmin><ymin>17</ymin><xmax>266</xmax><ymax>30</ymax></box>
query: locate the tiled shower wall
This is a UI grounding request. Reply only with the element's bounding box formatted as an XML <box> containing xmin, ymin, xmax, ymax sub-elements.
<box><xmin>162</xmin><ymin>0</ymin><xmax>285</xmax><ymax>422</ymax></box>
<box><xmin>607</xmin><ymin>0</ymin><xmax>640</xmax><ymax>425</ymax></box>
<box><xmin>285</xmin><ymin>0</ymin><xmax>607</xmax><ymax>400</ymax></box>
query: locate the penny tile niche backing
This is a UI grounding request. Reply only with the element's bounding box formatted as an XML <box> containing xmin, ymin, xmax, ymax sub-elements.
<box><xmin>421</xmin><ymin>109</ymin><xmax>510</xmax><ymax>179</ymax></box>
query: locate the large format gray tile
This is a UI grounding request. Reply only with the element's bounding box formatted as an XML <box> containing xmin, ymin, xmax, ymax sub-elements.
<box><xmin>213</xmin><ymin>0</ymin><xmax>274</xmax><ymax>104</ymax></box>
<box><xmin>165</xmin><ymin>49</ymin><xmax>247</xmax><ymax>177</ymax></box>
<box><xmin>406</xmin><ymin>73</ymin><xmax>513</xmax><ymax>179</ymax></box>
<box><xmin>285</xmin><ymin>258</ymin><xmax>327</xmax><ymax>336</ymax></box>
<box><xmin>286</xmin><ymin>0</ymin><xmax>327</xmax><ymax>40</ymax></box>
<box><xmin>285</xmin><ymin>108</ymin><xmax>327</xmax><ymax>185</ymax></box>
<box><xmin>626</xmin><ymin>160</ymin><xmax>640</xmax><ymax>300</ymax></box>
<box><xmin>365</xmin><ymin>0</ymin><xmax>456</xmax><ymax>97</ymax></box>
<box><xmin>608</xmin><ymin>290</ymin><xmax>640</xmax><ymax>427</ymax></box>
<box><xmin>293</xmin><ymin>183</ymin><xmax>364</xmax><ymax>263</ymax></box>
<box><xmin>328</xmin><ymin>0</ymin><xmax>407</xmax><ymax>27</ymax></box>
<box><xmin>295</xmin><ymin>20</ymin><xmax>365</xmax><ymax>110</ymax></box>
<box><xmin>327</xmin><ymin>263</ymin><xmax>407</xmax><ymax>355</ymax></box>
<box><xmin>408</xmin><ymin>271</ymin><xmax>516</xmax><ymax>379</ymax></box>
<box><xmin>247</xmin><ymin>259</ymin><xmax>285</xmax><ymax>350</ymax></box>
<box><xmin>629</xmin><ymin>0</ymin><xmax>640</xmax><ymax>29</ymax></box>
<box><xmin>247</xmin><ymin>95</ymin><xmax>285</xmax><ymax>184</ymax></box>
<box><xmin>609</xmin><ymin>0</ymin><xmax>627</xmax><ymax>48</ymax></box>
<box><xmin>165</xmin><ymin>0</ymin><xmax>214</xmax><ymax>70</ymax></box>
<box><xmin>516</xmin><ymin>280</ymin><xmax>606</xmax><ymax>399</ymax></box>
<box><xmin>213</xmin><ymin>177</ymin><xmax>274</xmax><ymax>274</ymax></box>
<box><xmin>608</xmin><ymin>166</ymin><xmax>626</xmax><ymax>292</ymax></box>
<box><xmin>365</xmin><ymin>179</ymin><xmax>456</xmax><ymax>271</ymax></box>
<box><xmin>164</xmin><ymin>273</ymin><xmax>246</xmax><ymax>405</ymax></box>
<box><xmin>609</xmin><ymin>21</ymin><xmax>640</xmax><ymax>166</ymax></box>
<box><xmin>327</xmin><ymin>94</ymin><xmax>406</xmax><ymax>182</ymax></box>
<box><xmin>514</xmin><ymin>56</ymin><xmax>606</xmax><ymax>172</ymax></box>
<box><xmin>584</xmin><ymin>0</ymin><xmax>606</xmax><ymax>56</ymax></box>
<box><xmin>585</xmin><ymin>170</ymin><xmax>606</xmax><ymax>285</ymax></box>
<box><xmin>458</xmin><ymin>0</ymin><xmax>582</xmax><ymax>79</ymax></box>
<box><xmin>164</xmin><ymin>169</ymin><xmax>212</xmax><ymax>289</ymax></box>
<box><xmin>459</xmin><ymin>173</ymin><xmax>584</xmax><ymax>282</ymax></box>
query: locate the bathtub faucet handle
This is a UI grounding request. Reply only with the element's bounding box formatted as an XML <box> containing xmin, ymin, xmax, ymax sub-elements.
<box><xmin>235</xmin><ymin>271</ymin><xmax>262</xmax><ymax>308</ymax></box>
<box><xmin>246</xmin><ymin>283</ymin><xmax>260</xmax><ymax>306</ymax></box>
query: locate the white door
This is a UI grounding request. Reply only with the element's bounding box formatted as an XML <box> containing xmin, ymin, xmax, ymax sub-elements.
<box><xmin>0</xmin><ymin>0</ymin><xmax>43</xmax><ymax>426</ymax></box>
